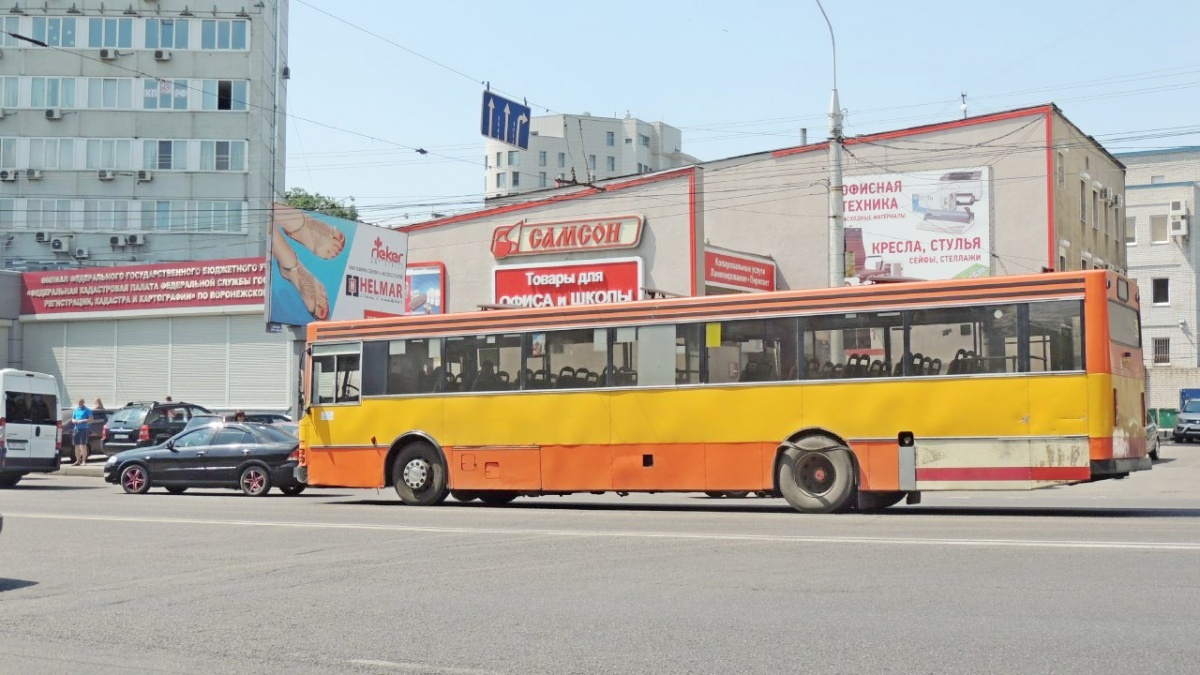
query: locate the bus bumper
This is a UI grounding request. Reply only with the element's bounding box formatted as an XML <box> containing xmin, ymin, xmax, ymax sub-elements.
<box><xmin>1091</xmin><ymin>456</ymin><xmax>1151</xmax><ymax>478</ymax></box>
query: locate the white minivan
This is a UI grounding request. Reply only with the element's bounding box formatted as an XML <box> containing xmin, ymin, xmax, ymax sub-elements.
<box><xmin>0</xmin><ymin>369</ymin><xmax>62</xmax><ymax>487</ymax></box>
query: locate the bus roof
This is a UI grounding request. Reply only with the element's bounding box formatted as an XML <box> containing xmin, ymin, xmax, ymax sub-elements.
<box><xmin>311</xmin><ymin>270</ymin><xmax>1115</xmax><ymax>343</ymax></box>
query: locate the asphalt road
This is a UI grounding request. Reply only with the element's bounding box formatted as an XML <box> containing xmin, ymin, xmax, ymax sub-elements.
<box><xmin>1</xmin><ymin>446</ymin><xmax>1198</xmax><ymax>675</ymax></box>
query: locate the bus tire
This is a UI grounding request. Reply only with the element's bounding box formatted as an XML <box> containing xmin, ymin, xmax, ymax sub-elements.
<box><xmin>451</xmin><ymin>490</ymin><xmax>480</xmax><ymax>502</ymax></box>
<box><xmin>857</xmin><ymin>490</ymin><xmax>905</xmax><ymax>512</ymax></box>
<box><xmin>725</xmin><ymin>491</ymin><xmax>751</xmax><ymax>499</ymax></box>
<box><xmin>478</xmin><ymin>491</ymin><xmax>518</xmax><ymax>505</ymax></box>
<box><xmin>777</xmin><ymin>438</ymin><xmax>855</xmax><ymax>514</ymax></box>
<box><xmin>392</xmin><ymin>441</ymin><xmax>448</xmax><ymax>506</ymax></box>
<box><xmin>0</xmin><ymin>474</ymin><xmax>22</xmax><ymax>488</ymax></box>
<box><xmin>704</xmin><ymin>491</ymin><xmax>726</xmax><ymax>498</ymax></box>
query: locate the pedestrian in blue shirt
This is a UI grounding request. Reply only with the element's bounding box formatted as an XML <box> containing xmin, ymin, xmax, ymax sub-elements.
<box><xmin>71</xmin><ymin>399</ymin><xmax>93</xmax><ymax>466</ymax></box>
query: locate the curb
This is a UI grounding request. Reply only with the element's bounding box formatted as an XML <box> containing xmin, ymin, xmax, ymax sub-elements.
<box><xmin>58</xmin><ymin>464</ymin><xmax>105</xmax><ymax>478</ymax></box>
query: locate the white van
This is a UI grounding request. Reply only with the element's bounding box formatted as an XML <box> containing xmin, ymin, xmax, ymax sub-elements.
<box><xmin>0</xmin><ymin>369</ymin><xmax>62</xmax><ymax>487</ymax></box>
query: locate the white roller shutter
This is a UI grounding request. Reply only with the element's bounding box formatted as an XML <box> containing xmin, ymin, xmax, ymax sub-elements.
<box><xmin>115</xmin><ymin>318</ymin><xmax>170</xmax><ymax>404</ymax></box>
<box><xmin>65</xmin><ymin>321</ymin><xmax>117</xmax><ymax>405</ymax></box>
<box><xmin>21</xmin><ymin>323</ymin><xmax>67</xmax><ymax>399</ymax></box>
<box><xmin>227</xmin><ymin>314</ymin><xmax>291</xmax><ymax>411</ymax></box>
<box><xmin>169</xmin><ymin>315</ymin><xmax>230</xmax><ymax>408</ymax></box>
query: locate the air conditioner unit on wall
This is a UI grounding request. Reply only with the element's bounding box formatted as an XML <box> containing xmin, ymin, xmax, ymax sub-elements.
<box><xmin>45</xmin><ymin>108</ymin><xmax>63</xmax><ymax>120</ymax></box>
<box><xmin>1170</xmin><ymin>215</ymin><xmax>1190</xmax><ymax>238</ymax></box>
<box><xmin>74</xmin><ymin>247</ymin><xmax>89</xmax><ymax>259</ymax></box>
<box><xmin>98</xmin><ymin>49</ymin><xmax>117</xmax><ymax>60</ymax></box>
<box><xmin>154</xmin><ymin>49</ymin><xmax>171</xmax><ymax>61</ymax></box>
<box><xmin>1169</xmin><ymin>200</ymin><xmax>1188</xmax><ymax>217</ymax></box>
<box><xmin>109</xmin><ymin>235</ymin><xmax>124</xmax><ymax>246</ymax></box>
<box><xmin>35</xmin><ymin>231</ymin><xmax>52</xmax><ymax>243</ymax></box>
<box><xmin>126</xmin><ymin>234</ymin><xmax>147</xmax><ymax>246</ymax></box>
<box><xmin>24</xmin><ymin>168</ymin><xmax>42</xmax><ymax>180</ymax></box>
<box><xmin>97</xmin><ymin>169</ymin><xmax>115</xmax><ymax>181</ymax></box>
<box><xmin>137</xmin><ymin>170</ymin><xmax>153</xmax><ymax>182</ymax></box>
<box><xmin>1100</xmin><ymin>187</ymin><xmax>1113</xmax><ymax>201</ymax></box>
<box><xmin>1112</xmin><ymin>193</ymin><xmax>1122</xmax><ymax>207</ymax></box>
<box><xmin>50</xmin><ymin>235</ymin><xmax>72</xmax><ymax>252</ymax></box>
<box><xmin>0</xmin><ymin>169</ymin><xmax>15</xmax><ymax>182</ymax></box>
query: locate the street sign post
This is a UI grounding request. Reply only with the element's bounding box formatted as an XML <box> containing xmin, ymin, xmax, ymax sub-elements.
<box><xmin>481</xmin><ymin>91</ymin><xmax>531</xmax><ymax>150</ymax></box>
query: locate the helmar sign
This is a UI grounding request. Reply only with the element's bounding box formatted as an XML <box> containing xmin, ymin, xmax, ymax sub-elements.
<box><xmin>490</xmin><ymin>215</ymin><xmax>643</xmax><ymax>258</ymax></box>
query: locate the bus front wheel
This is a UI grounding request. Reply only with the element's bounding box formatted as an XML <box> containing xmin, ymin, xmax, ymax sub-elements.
<box><xmin>392</xmin><ymin>442</ymin><xmax>448</xmax><ymax>506</ymax></box>
<box><xmin>777</xmin><ymin>439</ymin><xmax>855</xmax><ymax>514</ymax></box>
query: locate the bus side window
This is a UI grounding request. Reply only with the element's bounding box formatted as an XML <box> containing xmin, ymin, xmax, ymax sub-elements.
<box><xmin>1028</xmin><ymin>300</ymin><xmax>1084</xmax><ymax>372</ymax></box>
<box><xmin>908</xmin><ymin>305</ymin><xmax>1019</xmax><ymax>375</ymax></box>
<box><xmin>311</xmin><ymin>344</ymin><xmax>362</xmax><ymax>404</ymax></box>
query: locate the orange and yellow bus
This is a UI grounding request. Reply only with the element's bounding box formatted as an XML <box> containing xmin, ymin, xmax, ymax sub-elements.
<box><xmin>297</xmin><ymin>269</ymin><xmax>1148</xmax><ymax>514</ymax></box>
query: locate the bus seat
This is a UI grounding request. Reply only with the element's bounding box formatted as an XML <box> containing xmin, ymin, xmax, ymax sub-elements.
<box><xmin>557</xmin><ymin>367</ymin><xmax>576</xmax><ymax>388</ymax></box>
<box><xmin>929</xmin><ymin>358</ymin><xmax>943</xmax><ymax>375</ymax></box>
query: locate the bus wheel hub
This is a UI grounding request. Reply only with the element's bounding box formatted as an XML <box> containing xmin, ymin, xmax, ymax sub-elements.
<box><xmin>403</xmin><ymin>459</ymin><xmax>430</xmax><ymax>489</ymax></box>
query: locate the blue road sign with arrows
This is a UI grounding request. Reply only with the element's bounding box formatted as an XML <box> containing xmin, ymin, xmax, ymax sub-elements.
<box><xmin>481</xmin><ymin>91</ymin><xmax>531</xmax><ymax>150</ymax></box>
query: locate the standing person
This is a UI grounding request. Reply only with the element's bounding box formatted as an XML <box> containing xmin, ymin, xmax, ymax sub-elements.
<box><xmin>71</xmin><ymin>398</ymin><xmax>93</xmax><ymax>466</ymax></box>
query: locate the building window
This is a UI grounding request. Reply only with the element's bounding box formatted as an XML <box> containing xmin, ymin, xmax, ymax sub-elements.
<box><xmin>87</xmin><ymin>78</ymin><xmax>134</xmax><ymax>109</ymax></box>
<box><xmin>558</xmin><ymin>152</ymin><xmax>566</xmax><ymax>168</ymax></box>
<box><xmin>144</xmin><ymin>140</ymin><xmax>188</xmax><ymax>170</ymax></box>
<box><xmin>201</xmin><ymin>19</ymin><xmax>248</xmax><ymax>50</ymax></box>
<box><xmin>200</xmin><ymin>141</ymin><xmax>246</xmax><ymax>171</ymax></box>
<box><xmin>1079</xmin><ymin>180</ymin><xmax>1087</xmax><ymax>224</ymax></box>
<box><xmin>33</xmin><ymin>17</ymin><xmax>77</xmax><ymax>47</ymax></box>
<box><xmin>606</xmin><ymin>131</ymin><xmax>615</xmax><ymax>147</ymax></box>
<box><xmin>625</xmin><ymin>137</ymin><xmax>633</xmax><ymax>145</ymax></box>
<box><xmin>1150</xmin><ymin>215</ymin><xmax>1169</xmax><ymax>243</ymax></box>
<box><xmin>1150</xmin><ymin>175</ymin><xmax>1166</xmax><ymax>184</ymax></box>
<box><xmin>0</xmin><ymin>198</ymin><xmax>13</xmax><ymax>229</ymax></box>
<box><xmin>1055</xmin><ymin>151</ymin><xmax>1065</xmax><ymax>186</ymax></box>
<box><xmin>85</xmin><ymin>139</ymin><xmax>133</xmax><ymax>170</ymax></box>
<box><xmin>538</xmin><ymin>151</ymin><xmax>546</xmax><ymax>167</ymax></box>
<box><xmin>606</xmin><ymin>156</ymin><xmax>615</xmax><ymax>171</ymax></box>
<box><xmin>539</xmin><ymin>172</ymin><xmax>546</xmax><ymax>188</ymax></box>
<box><xmin>0</xmin><ymin>17</ymin><xmax>18</xmax><ymax>47</ymax></box>
<box><xmin>143</xmin><ymin>79</ymin><xmax>189</xmax><ymax>110</ymax></box>
<box><xmin>31</xmin><ymin>77</ymin><xmax>77</xmax><ymax>108</ymax></box>
<box><xmin>83</xmin><ymin>199</ymin><xmax>129</xmax><ymax>230</ymax></box>
<box><xmin>88</xmin><ymin>17</ymin><xmax>133</xmax><ymax>48</ymax></box>
<box><xmin>146</xmin><ymin>18</ymin><xmax>189</xmax><ymax>49</ymax></box>
<box><xmin>512</xmin><ymin>171</ymin><xmax>520</xmax><ymax>188</ymax></box>
<box><xmin>27</xmin><ymin>199</ymin><xmax>73</xmax><ymax>231</ymax></box>
<box><xmin>201</xmin><ymin>80</ymin><xmax>248</xmax><ymax>111</ymax></box>
<box><xmin>1058</xmin><ymin>254</ymin><xmax>1066</xmax><ymax>272</ymax></box>
<box><xmin>195</xmin><ymin>201</ymin><xmax>244</xmax><ymax>232</ymax></box>
<box><xmin>588</xmin><ymin>155</ymin><xmax>596</xmax><ymax>170</ymax></box>
<box><xmin>28</xmin><ymin>139</ymin><xmax>76</xmax><ymax>170</ymax></box>
<box><xmin>1125</xmin><ymin>216</ymin><xmax>1135</xmax><ymax>245</ymax></box>
<box><xmin>0</xmin><ymin>138</ymin><xmax>17</xmax><ymax>169</ymax></box>
<box><xmin>140</xmin><ymin>200</ymin><xmax>188</xmax><ymax>231</ymax></box>
<box><xmin>1092</xmin><ymin>191</ymin><xmax>1099</xmax><ymax>230</ymax></box>
<box><xmin>0</xmin><ymin>77</ymin><xmax>16</xmax><ymax>108</ymax></box>
<box><xmin>1152</xmin><ymin>278</ymin><xmax>1170</xmax><ymax>305</ymax></box>
<box><xmin>507</xmin><ymin>151</ymin><xmax>519</xmax><ymax>167</ymax></box>
<box><xmin>1081</xmin><ymin>256</ymin><xmax>1088</xmax><ymax>270</ymax></box>
<box><xmin>640</xmin><ymin>134</ymin><xmax>650</xmax><ymax>147</ymax></box>
<box><xmin>1153</xmin><ymin>337</ymin><xmax>1170</xmax><ymax>365</ymax></box>
<box><xmin>496</xmin><ymin>172</ymin><xmax>506</xmax><ymax>189</ymax></box>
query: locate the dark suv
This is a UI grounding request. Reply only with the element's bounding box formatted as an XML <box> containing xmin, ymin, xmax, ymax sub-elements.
<box><xmin>102</xmin><ymin>401</ymin><xmax>212</xmax><ymax>457</ymax></box>
<box><xmin>59</xmin><ymin>407</ymin><xmax>113</xmax><ymax>460</ymax></box>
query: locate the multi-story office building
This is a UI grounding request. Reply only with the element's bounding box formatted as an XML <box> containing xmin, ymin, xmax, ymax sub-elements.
<box><xmin>484</xmin><ymin>113</ymin><xmax>697</xmax><ymax>199</ymax></box>
<box><xmin>1118</xmin><ymin>147</ymin><xmax>1200</xmax><ymax>412</ymax></box>
<box><xmin>0</xmin><ymin>0</ymin><xmax>288</xmax><ymax>269</ymax></box>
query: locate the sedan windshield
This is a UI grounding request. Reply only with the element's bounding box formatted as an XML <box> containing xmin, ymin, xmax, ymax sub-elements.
<box><xmin>252</xmin><ymin>425</ymin><xmax>298</xmax><ymax>443</ymax></box>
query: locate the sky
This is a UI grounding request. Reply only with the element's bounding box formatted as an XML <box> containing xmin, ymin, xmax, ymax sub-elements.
<box><xmin>284</xmin><ymin>0</ymin><xmax>1200</xmax><ymax>226</ymax></box>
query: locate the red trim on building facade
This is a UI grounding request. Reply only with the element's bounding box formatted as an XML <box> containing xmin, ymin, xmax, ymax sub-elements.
<box><xmin>1045</xmin><ymin>112</ymin><xmax>1056</xmax><ymax>270</ymax></box>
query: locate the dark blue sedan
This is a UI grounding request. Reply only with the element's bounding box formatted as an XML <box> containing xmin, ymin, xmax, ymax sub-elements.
<box><xmin>103</xmin><ymin>422</ymin><xmax>304</xmax><ymax>497</ymax></box>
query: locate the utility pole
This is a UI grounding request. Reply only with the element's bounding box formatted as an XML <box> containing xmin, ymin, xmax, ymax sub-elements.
<box><xmin>816</xmin><ymin>0</ymin><xmax>844</xmax><ymax>289</ymax></box>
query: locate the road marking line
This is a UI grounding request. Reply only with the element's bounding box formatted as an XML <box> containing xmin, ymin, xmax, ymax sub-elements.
<box><xmin>7</xmin><ymin>512</ymin><xmax>1200</xmax><ymax>551</ymax></box>
<box><xmin>347</xmin><ymin>660</ymin><xmax>497</xmax><ymax>674</ymax></box>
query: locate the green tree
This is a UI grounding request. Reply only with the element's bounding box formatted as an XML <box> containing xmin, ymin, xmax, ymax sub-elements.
<box><xmin>283</xmin><ymin>188</ymin><xmax>358</xmax><ymax>221</ymax></box>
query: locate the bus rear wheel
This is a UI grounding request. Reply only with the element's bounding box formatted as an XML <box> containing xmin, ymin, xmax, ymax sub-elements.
<box><xmin>857</xmin><ymin>490</ymin><xmax>906</xmax><ymax>512</ymax></box>
<box><xmin>777</xmin><ymin>438</ymin><xmax>855</xmax><ymax>514</ymax></box>
<box><xmin>392</xmin><ymin>441</ymin><xmax>448</xmax><ymax>506</ymax></box>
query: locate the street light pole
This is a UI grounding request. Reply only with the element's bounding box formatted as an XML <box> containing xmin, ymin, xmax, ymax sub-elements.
<box><xmin>815</xmin><ymin>0</ymin><xmax>844</xmax><ymax>289</ymax></box>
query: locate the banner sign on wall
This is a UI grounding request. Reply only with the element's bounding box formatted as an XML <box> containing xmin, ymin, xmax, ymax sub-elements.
<box><xmin>268</xmin><ymin>204</ymin><xmax>409</xmax><ymax>326</ymax></box>
<box><xmin>843</xmin><ymin>167</ymin><xmax>991</xmax><ymax>283</ymax></box>
<box><xmin>490</xmin><ymin>215</ymin><xmax>643</xmax><ymax>259</ymax></box>
<box><xmin>494</xmin><ymin>258</ymin><xmax>643</xmax><ymax>308</ymax></box>
<box><xmin>704</xmin><ymin>248</ymin><xmax>776</xmax><ymax>292</ymax></box>
<box><xmin>21</xmin><ymin>258</ymin><xmax>265</xmax><ymax>316</ymax></box>
<box><xmin>406</xmin><ymin>262</ymin><xmax>445</xmax><ymax>315</ymax></box>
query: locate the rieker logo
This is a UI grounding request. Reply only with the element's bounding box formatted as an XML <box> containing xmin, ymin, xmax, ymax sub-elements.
<box><xmin>370</xmin><ymin>236</ymin><xmax>404</xmax><ymax>266</ymax></box>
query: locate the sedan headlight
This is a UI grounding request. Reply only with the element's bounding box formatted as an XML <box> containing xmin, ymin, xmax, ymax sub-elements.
<box><xmin>104</xmin><ymin>457</ymin><xmax>117</xmax><ymax>468</ymax></box>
